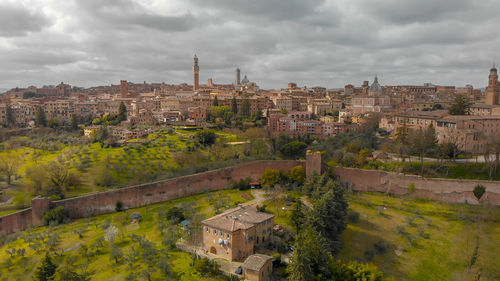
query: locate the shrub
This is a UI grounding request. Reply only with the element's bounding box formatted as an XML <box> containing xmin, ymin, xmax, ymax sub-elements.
<box><xmin>166</xmin><ymin>206</ymin><xmax>185</xmax><ymax>224</ymax></box>
<box><xmin>373</xmin><ymin>239</ymin><xmax>389</xmax><ymax>255</ymax></box>
<box><xmin>43</xmin><ymin>206</ymin><xmax>69</xmax><ymax>225</ymax></box>
<box><xmin>194</xmin><ymin>257</ymin><xmax>219</xmax><ymax>276</ymax></box>
<box><xmin>115</xmin><ymin>201</ymin><xmax>123</xmax><ymax>212</ymax></box>
<box><xmin>473</xmin><ymin>184</ymin><xmax>486</xmax><ymax>201</ymax></box>
<box><xmin>289</xmin><ymin>166</ymin><xmax>306</xmax><ymax>185</ymax></box>
<box><xmin>408</xmin><ymin>183</ymin><xmax>415</xmax><ymax>193</ymax></box>
<box><xmin>347</xmin><ymin>209</ymin><xmax>360</xmax><ymax>224</ymax></box>
<box><xmin>364</xmin><ymin>249</ymin><xmax>375</xmax><ymax>261</ymax></box>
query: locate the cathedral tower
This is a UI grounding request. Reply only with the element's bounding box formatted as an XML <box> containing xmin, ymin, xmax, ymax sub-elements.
<box><xmin>485</xmin><ymin>65</ymin><xmax>499</xmax><ymax>105</ymax></box>
<box><xmin>235</xmin><ymin>67</ymin><xmax>241</xmax><ymax>85</ymax></box>
<box><xmin>193</xmin><ymin>55</ymin><xmax>199</xmax><ymax>91</ymax></box>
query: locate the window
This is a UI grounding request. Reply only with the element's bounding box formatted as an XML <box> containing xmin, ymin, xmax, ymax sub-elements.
<box><xmin>213</xmin><ymin>230</ymin><xmax>217</xmax><ymax>234</ymax></box>
<box><xmin>206</xmin><ymin>227</ymin><xmax>209</xmax><ymax>232</ymax></box>
<box><xmin>220</xmin><ymin>232</ymin><xmax>224</xmax><ymax>237</ymax></box>
<box><xmin>226</xmin><ymin>234</ymin><xmax>230</xmax><ymax>239</ymax></box>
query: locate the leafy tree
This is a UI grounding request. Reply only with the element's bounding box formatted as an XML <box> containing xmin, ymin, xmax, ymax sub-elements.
<box><xmin>194</xmin><ymin>257</ymin><xmax>219</xmax><ymax>276</ymax></box>
<box><xmin>23</xmin><ymin>91</ymin><xmax>36</xmax><ymax>99</ymax></box>
<box><xmin>261</xmin><ymin>168</ymin><xmax>281</xmax><ymax>187</ymax></box>
<box><xmin>290</xmin><ymin>200</ymin><xmax>307</xmax><ymax>234</ymax></box>
<box><xmin>0</xmin><ymin>151</ymin><xmax>21</xmax><ymax>185</ymax></box>
<box><xmin>118</xmin><ymin>102</ymin><xmax>127</xmax><ymax>122</ymax></box>
<box><xmin>448</xmin><ymin>94</ymin><xmax>472</xmax><ymax>115</ymax></box>
<box><xmin>241</xmin><ymin>98</ymin><xmax>250</xmax><ymax>117</ymax></box>
<box><xmin>109</xmin><ymin>243</ymin><xmax>123</xmax><ymax>263</ymax></box>
<box><xmin>48</xmin><ymin>118</ymin><xmax>60</xmax><ymax>129</ymax></box>
<box><xmin>104</xmin><ymin>225</ymin><xmax>119</xmax><ymax>243</ymax></box>
<box><xmin>287</xmin><ymin>225</ymin><xmax>332</xmax><ymax>281</ymax></box>
<box><xmin>330</xmin><ymin>260</ymin><xmax>386</xmax><ymax>281</ymax></box>
<box><xmin>231</xmin><ymin>97</ymin><xmax>238</xmax><ymax>114</ymax></box>
<box><xmin>166</xmin><ymin>206</ymin><xmax>185</xmax><ymax>224</ymax></box>
<box><xmin>5</xmin><ymin>105</ymin><xmax>15</xmax><ymax>128</ymax></box>
<box><xmin>473</xmin><ymin>184</ymin><xmax>486</xmax><ymax>201</ymax></box>
<box><xmin>43</xmin><ymin>206</ymin><xmax>69</xmax><ymax>225</ymax></box>
<box><xmin>280</xmin><ymin>141</ymin><xmax>307</xmax><ymax>159</ymax></box>
<box><xmin>309</xmin><ymin>183</ymin><xmax>348</xmax><ymax>255</ymax></box>
<box><xmin>212</xmin><ymin>96</ymin><xmax>219</xmax><ymax>106</ymax></box>
<box><xmin>35</xmin><ymin>253</ymin><xmax>57</xmax><ymax>281</ymax></box>
<box><xmin>35</xmin><ymin>107</ymin><xmax>47</xmax><ymax>127</ymax></box>
<box><xmin>195</xmin><ymin>130</ymin><xmax>217</xmax><ymax>146</ymax></box>
<box><xmin>432</xmin><ymin>103</ymin><xmax>443</xmax><ymax>110</ymax></box>
<box><xmin>289</xmin><ymin>165</ymin><xmax>306</xmax><ymax>184</ymax></box>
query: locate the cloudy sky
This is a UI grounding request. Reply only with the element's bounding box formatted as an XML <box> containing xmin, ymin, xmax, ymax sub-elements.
<box><xmin>0</xmin><ymin>0</ymin><xmax>499</xmax><ymax>90</ymax></box>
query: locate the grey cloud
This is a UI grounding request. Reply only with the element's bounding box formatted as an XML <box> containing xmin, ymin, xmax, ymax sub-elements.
<box><xmin>360</xmin><ymin>0</ymin><xmax>472</xmax><ymax>24</ymax></box>
<box><xmin>0</xmin><ymin>3</ymin><xmax>51</xmax><ymax>37</ymax></box>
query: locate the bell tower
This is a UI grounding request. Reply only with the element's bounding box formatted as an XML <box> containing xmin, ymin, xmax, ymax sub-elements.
<box><xmin>193</xmin><ymin>55</ymin><xmax>199</xmax><ymax>91</ymax></box>
<box><xmin>485</xmin><ymin>64</ymin><xmax>499</xmax><ymax>105</ymax></box>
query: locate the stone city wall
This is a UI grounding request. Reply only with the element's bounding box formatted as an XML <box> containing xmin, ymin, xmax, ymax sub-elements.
<box><xmin>0</xmin><ymin>160</ymin><xmax>303</xmax><ymax>234</ymax></box>
<box><xmin>334</xmin><ymin>167</ymin><xmax>500</xmax><ymax>205</ymax></box>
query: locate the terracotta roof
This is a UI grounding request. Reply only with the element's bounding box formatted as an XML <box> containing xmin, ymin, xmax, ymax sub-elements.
<box><xmin>202</xmin><ymin>205</ymin><xmax>274</xmax><ymax>232</ymax></box>
<box><xmin>242</xmin><ymin>254</ymin><xmax>272</xmax><ymax>271</ymax></box>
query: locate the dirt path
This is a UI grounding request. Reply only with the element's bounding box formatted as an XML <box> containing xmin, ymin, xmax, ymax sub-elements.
<box><xmin>241</xmin><ymin>189</ymin><xmax>267</xmax><ymax>207</ymax></box>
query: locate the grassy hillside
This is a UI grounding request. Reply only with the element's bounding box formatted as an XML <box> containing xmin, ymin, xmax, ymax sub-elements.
<box><xmin>265</xmin><ymin>192</ymin><xmax>500</xmax><ymax>281</ymax></box>
<box><xmin>0</xmin><ymin>189</ymin><xmax>252</xmax><ymax>281</ymax></box>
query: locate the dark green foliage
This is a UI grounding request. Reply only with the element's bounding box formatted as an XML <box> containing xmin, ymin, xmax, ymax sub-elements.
<box><xmin>308</xmin><ymin>183</ymin><xmax>348</xmax><ymax>255</ymax></box>
<box><xmin>116</xmin><ymin>201</ymin><xmax>123</xmax><ymax>212</ymax></box>
<box><xmin>5</xmin><ymin>105</ymin><xmax>15</xmax><ymax>128</ymax></box>
<box><xmin>212</xmin><ymin>96</ymin><xmax>219</xmax><ymax>106</ymax></box>
<box><xmin>290</xmin><ymin>200</ymin><xmax>306</xmax><ymax>234</ymax></box>
<box><xmin>231</xmin><ymin>97</ymin><xmax>238</xmax><ymax>114</ymax></box>
<box><xmin>195</xmin><ymin>130</ymin><xmax>217</xmax><ymax>146</ymax></box>
<box><xmin>364</xmin><ymin>249</ymin><xmax>375</xmax><ymax>261</ymax></box>
<box><xmin>330</xmin><ymin>260</ymin><xmax>386</xmax><ymax>281</ymax></box>
<box><xmin>118</xmin><ymin>102</ymin><xmax>127</xmax><ymax>122</ymax></box>
<box><xmin>347</xmin><ymin>209</ymin><xmax>360</xmax><ymax>224</ymax></box>
<box><xmin>432</xmin><ymin>103</ymin><xmax>443</xmax><ymax>110</ymax></box>
<box><xmin>280</xmin><ymin>141</ymin><xmax>307</xmax><ymax>159</ymax></box>
<box><xmin>287</xmin><ymin>225</ymin><xmax>332</xmax><ymax>281</ymax></box>
<box><xmin>166</xmin><ymin>206</ymin><xmax>185</xmax><ymax>224</ymax></box>
<box><xmin>110</xmin><ymin>243</ymin><xmax>123</xmax><ymax>263</ymax></box>
<box><xmin>473</xmin><ymin>184</ymin><xmax>486</xmax><ymax>201</ymax></box>
<box><xmin>448</xmin><ymin>94</ymin><xmax>472</xmax><ymax>115</ymax></box>
<box><xmin>23</xmin><ymin>91</ymin><xmax>36</xmax><ymax>99</ymax></box>
<box><xmin>71</xmin><ymin>115</ymin><xmax>79</xmax><ymax>131</ymax></box>
<box><xmin>232</xmin><ymin>177</ymin><xmax>252</xmax><ymax>190</ymax></box>
<box><xmin>36</xmin><ymin>107</ymin><xmax>47</xmax><ymax>127</ymax></box>
<box><xmin>241</xmin><ymin>98</ymin><xmax>250</xmax><ymax>117</ymax></box>
<box><xmin>35</xmin><ymin>253</ymin><xmax>57</xmax><ymax>281</ymax></box>
<box><xmin>373</xmin><ymin>239</ymin><xmax>389</xmax><ymax>255</ymax></box>
<box><xmin>194</xmin><ymin>257</ymin><xmax>219</xmax><ymax>276</ymax></box>
<box><xmin>43</xmin><ymin>206</ymin><xmax>70</xmax><ymax>225</ymax></box>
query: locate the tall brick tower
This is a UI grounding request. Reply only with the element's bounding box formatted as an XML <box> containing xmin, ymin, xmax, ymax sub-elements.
<box><xmin>306</xmin><ymin>150</ymin><xmax>322</xmax><ymax>176</ymax></box>
<box><xmin>193</xmin><ymin>55</ymin><xmax>199</xmax><ymax>91</ymax></box>
<box><xmin>485</xmin><ymin>64</ymin><xmax>499</xmax><ymax>105</ymax></box>
<box><xmin>120</xmin><ymin>80</ymin><xmax>128</xmax><ymax>98</ymax></box>
<box><xmin>235</xmin><ymin>67</ymin><xmax>241</xmax><ymax>85</ymax></box>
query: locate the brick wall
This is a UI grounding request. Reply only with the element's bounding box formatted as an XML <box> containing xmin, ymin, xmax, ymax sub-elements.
<box><xmin>2</xmin><ymin>160</ymin><xmax>500</xmax><ymax>235</ymax></box>
<box><xmin>0</xmin><ymin>160</ymin><xmax>303</xmax><ymax>234</ymax></box>
<box><xmin>334</xmin><ymin>167</ymin><xmax>500</xmax><ymax>205</ymax></box>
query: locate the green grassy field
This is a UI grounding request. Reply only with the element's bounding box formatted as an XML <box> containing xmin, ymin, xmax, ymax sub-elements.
<box><xmin>265</xmin><ymin>191</ymin><xmax>500</xmax><ymax>281</ymax></box>
<box><xmin>0</xmin><ymin>189</ymin><xmax>252</xmax><ymax>281</ymax></box>
<box><xmin>0</xmin><ymin>128</ymin><xmax>240</xmax><ymax>213</ymax></box>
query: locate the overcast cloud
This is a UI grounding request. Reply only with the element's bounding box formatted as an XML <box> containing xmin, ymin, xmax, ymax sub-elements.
<box><xmin>0</xmin><ymin>0</ymin><xmax>499</xmax><ymax>90</ymax></box>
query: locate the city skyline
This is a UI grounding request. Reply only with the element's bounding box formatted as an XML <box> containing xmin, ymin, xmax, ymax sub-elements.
<box><xmin>0</xmin><ymin>0</ymin><xmax>499</xmax><ymax>89</ymax></box>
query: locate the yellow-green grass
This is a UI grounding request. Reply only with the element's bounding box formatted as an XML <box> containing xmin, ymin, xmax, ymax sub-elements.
<box><xmin>0</xmin><ymin>129</ymin><xmax>238</xmax><ymax>209</ymax></box>
<box><xmin>341</xmin><ymin>193</ymin><xmax>500</xmax><ymax>281</ymax></box>
<box><xmin>263</xmin><ymin>191</ymin><xmax>500</xmax><ymax>281</ymax></box>
<box><xmin>0</xmin><ymin>189</ymin><xmax>253</xmax><ymax>280</ymax></box>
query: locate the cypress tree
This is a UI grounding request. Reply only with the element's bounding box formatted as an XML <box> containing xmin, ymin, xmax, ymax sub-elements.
<box><xmin>212</xmin><ymin>96</ymin><xmax>219</xmax><ymax>106</ymax></box>
<box><xmin>118</xmin><ymin>102</ymin><xmax>127</xmax><ymax>122</ymax></box>
<box><xmin>6</xmin><ymin>105</ymin><xmax>15</xmax><ymax>128</ymax></box>
<box><xmin>35</xmin><ymin>253</ymin><xmax>57</xmax><ymax>281</ymax></box>
<box><xmin>231</xmin><ymin>97</ymin><xmax>238</xmax><ymax>114</ymax></box>
<box><xmin>35</xmin><ymin>107</ymin><xmax>47</xmax><ymax>127</ymax></box>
